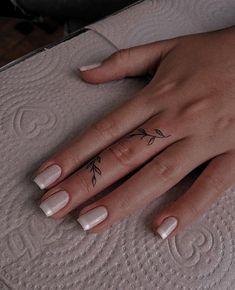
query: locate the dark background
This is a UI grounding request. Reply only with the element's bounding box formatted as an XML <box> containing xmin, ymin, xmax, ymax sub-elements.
<box><xmin>0</xmin><ymin>0</ymin><xmax>139</xmax><ymax>67</ymax></box>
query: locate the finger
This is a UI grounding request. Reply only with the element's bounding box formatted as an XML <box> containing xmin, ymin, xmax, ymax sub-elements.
<box><xmin>75</xmin><ymin>137</ymin><xmax>217</xmax><ymax>233</ymax></box>
<box><xmin>33</xmin><ymin>89</ymin><xmax>160</xmax><ymax>190</ymax></box>
<box><xmin>79</xmin><ymin>39</ymin><xmax>176</xmax><ymax>84</ymax></box>
<box><xmin>39</xmin><ymin>111</ymin><xmax>179</xmax><ymax>218</ymax></box>
<box><xmin>152</xmin><ymin>151</ymin><xmax>235</xmax><ymax>240</ymax></box>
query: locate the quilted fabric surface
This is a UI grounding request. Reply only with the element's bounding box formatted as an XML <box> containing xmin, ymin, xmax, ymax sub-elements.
<box><xmin>0</xmin><ymin>1</ymin><xmax>235</xmax><ymax>289</ymax></box>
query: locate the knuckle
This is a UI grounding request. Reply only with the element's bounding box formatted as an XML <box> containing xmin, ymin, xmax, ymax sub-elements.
<box><xmin>93</xmin><ymin>116</ymin><xmax>118</xmax><ymax>141</ymax></box>
<box><xmin>152</xmin><ymin>160</ymin><xmax>176</xmax><ymax>182</ymax></box>
<box><xmin>66</xmin><ymin>148</ymin><xmax>82</xmax><ymax>167</ymax></box>
<box><xmin>156</xmin><ymin>80</ymin><xmax>179</xmax><ymax>97</ymax></box>
<box><xmin>108</xmin><ymin>140</ymin><xmax>136</xmax><ymax>168</ymax></box>
<box><xmin>187</xmin><ymin>200</ymin><xmax>200</xmax><ymax>217</ymax></box>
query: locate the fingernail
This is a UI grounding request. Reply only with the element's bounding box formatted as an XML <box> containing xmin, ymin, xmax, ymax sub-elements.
<box><xmin>156</xmin><ymin>217</ymin><xmax>178</xmax><ymax>239</ymax></box>
<box><xmin>39</xmin><ymin>191</ymin><xmax>69</xmax><ymax>217</ymax></box>
<box><xmin>33</xmin><ymin>164</ymin><xmax>62</xmax><ymax>190</ymax></box>
<box><xmin>77</xmin><ymin>206</ymin><xmax>108</xmax><ymax>231</ymax></box>
<box><xmin>79</xmin><ymin>62</ymin><xmax>101</xmax><ymax>71</ymax></box>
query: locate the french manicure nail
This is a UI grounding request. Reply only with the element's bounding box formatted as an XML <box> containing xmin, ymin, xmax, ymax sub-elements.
<box><xmin>156</xmin><ymin>217</ymin><xmax>178</xmax><ymax>239</ymax></box>
<box><xmin>79</xmin><ymin>62</ymin><xmax>101</xmax><ymax>71</ymax></box>
<box><xmin>77</xmin><ymin>206</ymin><xmax>108</xmax><ymax>231</ymax></box>
<box><xmin>33</xmin><ymin>164</ymin><xmax>62</xmax><ymax>190</ymax></box>
<box><xmin>39</xmin><ymin>191</ymin><xmax>69</xmax><ymax>217</ymax></box>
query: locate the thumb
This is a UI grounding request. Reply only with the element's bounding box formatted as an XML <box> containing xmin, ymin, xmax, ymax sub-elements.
<box><xmin>78</xmin><ymin>39</ymin><xmax>175</xmax><ymax>84</ymax></box>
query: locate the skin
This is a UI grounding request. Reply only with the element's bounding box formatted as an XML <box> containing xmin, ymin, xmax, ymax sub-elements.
<box><xmin>37</xmin><ymin>26</ymin><xmax>235</xmax><ymax>238</ymax></box>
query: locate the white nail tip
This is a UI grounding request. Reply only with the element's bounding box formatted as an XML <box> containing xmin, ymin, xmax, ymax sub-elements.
<box><xmin>34</xmin><ymin>164</ymin><xmax>62</xmax><ymax>189</ymax></box>
<box><xmin>77</xmin><ymin>206</ymin><xmax>108</xmax><ymax>231</ymax></box>
<box><xmin>39</xmin><ymin>191</ymin><xmax>69</xmax><ymax>217</ymax></box>
<box><xmin>79</xmin><ymin>62</ymin><xmax>101</xmax><ymax>71</ymax></box>
<box><xmin>156</xmin><ymin>217</ymin><xmax>178</xmax><ymax>239</ymax></box>
<box><xmin>39</xmin><ymin>203</ymin><xmax>53</xmax><ymax>217</ymax></box>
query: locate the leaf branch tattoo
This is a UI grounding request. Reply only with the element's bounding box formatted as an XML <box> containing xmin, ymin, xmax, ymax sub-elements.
<box><xmin>85</xmin><ymin>128</ymin><xmax>169</xmax><ymax>186</ymax></box>
<box><xmin>126</xmin><ymin>128</ymin><xmax>170</xmax><ymax>145</ymax></box>
<box><xmin>86</xmin><ymin>155</ymin><xmax>102</xmax><ymax>187</ymax></box>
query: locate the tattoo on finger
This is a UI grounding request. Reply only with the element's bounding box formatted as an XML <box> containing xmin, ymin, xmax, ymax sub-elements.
<box><xmin>126</xmin><ymin>128</ymin><xmax>170</xmax><ymax>145</ymax></box>
<box><xmin>86</xmin><ymin>155</ymin><xmax>102</xmax><ymax>187</ymax></box>
<box><xmin>85</xmin><ymin>128</ymin><xmax>170</xmax><ymax>187</ymax></box>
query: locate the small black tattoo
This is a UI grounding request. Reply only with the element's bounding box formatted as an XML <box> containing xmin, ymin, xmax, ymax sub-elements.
<box><xmin>126</xmin><ymin>128</ymin><xmax>170</xmax><ymax>145</ymax></box>
<box><xmin>86</xmin><ymin>155</ymin><xmax>102</xmax><ymax>187</ymax></box>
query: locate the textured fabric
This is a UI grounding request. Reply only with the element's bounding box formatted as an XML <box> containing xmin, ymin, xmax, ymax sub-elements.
<box><xmin>0</xmin><ymin>1</ymin><xmax>235</xmax><ymax>289</ymax></box>
<box><xmin>87</xmin><ymin>0</ymin><xmax>235</xmax><ymax>48</ymax></box>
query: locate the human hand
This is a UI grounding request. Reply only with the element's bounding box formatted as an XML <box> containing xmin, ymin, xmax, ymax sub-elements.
<box><xmin>33</xmin><ymin>26</ymin><xmax>235</xmax><ymax>239</ymax></box>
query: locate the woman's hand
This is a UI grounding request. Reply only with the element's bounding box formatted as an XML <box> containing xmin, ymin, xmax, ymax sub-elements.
<box><xmin>33</xmin><ymin>26</ymin><xmax>235</xmax><ymax>239</ymax></box>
